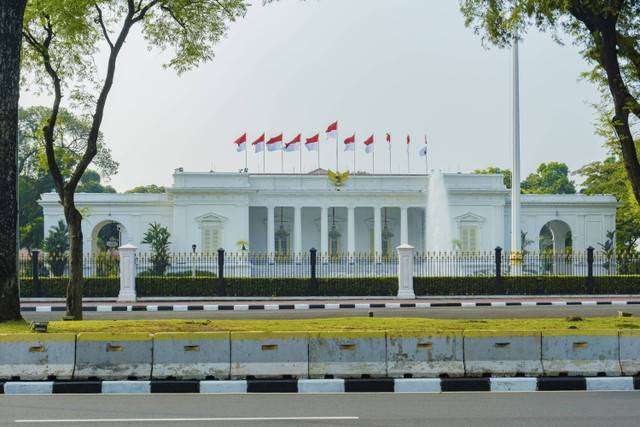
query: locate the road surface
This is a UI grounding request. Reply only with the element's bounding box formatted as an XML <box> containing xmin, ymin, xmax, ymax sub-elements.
<box><xmin>1</xmin><ymin>392</ymin><xmax>638</xmax><ymax>426</ymax></box>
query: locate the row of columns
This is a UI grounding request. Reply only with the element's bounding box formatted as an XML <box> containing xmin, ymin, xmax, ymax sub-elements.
<box><xmin>264</xmin><ymin>205</ymin><xmax>413</xmax><ymax>254</ymax></box>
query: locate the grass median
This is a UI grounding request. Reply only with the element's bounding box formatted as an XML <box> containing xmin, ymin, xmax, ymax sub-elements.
<box><xmin>1</xmin><ymin>316</ymin><xmax>639</xmax><ymax>334</ymax></box>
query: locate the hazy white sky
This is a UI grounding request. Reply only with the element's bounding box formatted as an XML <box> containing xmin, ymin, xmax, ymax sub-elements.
<box><xmin>21</xmin><ymin>0</ymin><xmax>607</xmax><ymax>192</ymax></box>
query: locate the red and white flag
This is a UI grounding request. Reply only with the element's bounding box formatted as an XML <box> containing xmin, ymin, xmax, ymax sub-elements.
<box><xmin>406</xmin><ymin>134</ymin><xmax>411</xmax><ymax>145</ymax></box>
<box><xmin>234</xmin><ymin>133</ymin><xmax>247</xmax><ymax>152</ymax></box>
<box><xmin>364</xmin><ymin>134</ymin><xmax>375</xmax><ymax>154</ymax></box>
<box><xmin>419</xmin><ymin>134</ymin><xmax>428</xmax><ymax>157</ymax></box>
<box><xmin>386</xmin><ymin>133</ymin><xmax>391</xmax><ymax>146</ymax></box>
<box><xmin>284</xmin><ymin>134</ymin><xmax>301</xmax><ymax>152</ymax></box>
<box><xmin>305</xmin><ymin>134</ymin><xmax>319</xmax><ymax>151</ymax></box>
<box><xmin>326</xmin><ymin>121</ymin><xmax>338</xmax><ymax>140</ymax></box>
<box><xmin>252</xmin><ymin>133</ymin><xmax>265</xmax><ymax>153</ymax></box>
<box><xmin>266</xmin><ymin>133</ymin><xmax>283</xmax><ymax>152</ymax></box>
<box><xmin>343</xmin><ymin>134</ymin><xmax>356</xmax><ymax>152</ymax></box>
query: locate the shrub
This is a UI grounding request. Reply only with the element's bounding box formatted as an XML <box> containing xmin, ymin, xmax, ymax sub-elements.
<box><xmin>21</xmin><ymin>277</ymin><xmax>119</xmax><ymax>298</ymax></box>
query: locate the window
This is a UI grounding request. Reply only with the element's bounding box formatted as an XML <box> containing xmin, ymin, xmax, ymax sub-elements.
<box><xmin>460</xmin><ymin>225</ymin><xmax>478</xmax><ymax>252</ymax></box>
<box><xmin>201</xmin><ymin>225</ymin><xmax>221</xmax><ymax>253</ymax></box>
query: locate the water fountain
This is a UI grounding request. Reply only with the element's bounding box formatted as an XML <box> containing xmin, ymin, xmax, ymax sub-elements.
<box><xmin>426</xmin><ymin>170</ymin><xmax>453</xmax><ymax>252</ymax></box>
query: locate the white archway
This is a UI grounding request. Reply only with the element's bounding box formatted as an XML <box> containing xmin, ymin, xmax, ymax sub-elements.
<box><xmin>539</xmin><ymin>219</ymin><xmax>573</xmax><ymax>274</ymax></box>
<box><xmin>91</xmin><ymin>220</ymin><xmax>129</xmax><ymax>253</ymax></box>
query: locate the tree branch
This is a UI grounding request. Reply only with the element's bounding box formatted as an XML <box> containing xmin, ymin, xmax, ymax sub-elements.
<box><xmin>213</xmin><ymin>0</ymin><xmax>236</xmax><ymax>19</ymax></box>
<box><xmin>95</xmin><ymin>4</ymin><xmax>114</xmax><ymax>50</ymax></box>
<box><xmin>160</xmin><ymin>4</ymin><xmax>187</xmax><ymax>30</ymax></box>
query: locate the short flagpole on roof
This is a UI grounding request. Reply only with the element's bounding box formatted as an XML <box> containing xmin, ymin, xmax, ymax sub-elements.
<box><xmin>245</xmin><ymin>143</ymin><xmax>248</xmax><ymax>172</ymax></box>
<box><xmin>388</xmin><ymin>135</ymin><xmax>392</xmax><ymax>174</ymax></box>
<box><xmin>281</xmin><ymin>147</ymin><xmax>284</xmax><ymax>173</ymax></box>
<box><xmin>299</xmin><ymin>139</ymin><xmax>302</xmax><ymax>174</ymax></box>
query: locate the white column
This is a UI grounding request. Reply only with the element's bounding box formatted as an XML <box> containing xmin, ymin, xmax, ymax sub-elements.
<box><xmin>117</xmin><ymin>244</ymin><xmax>137</xmax><ymax>302</ymax></box>
<box><xmin>424</xmin><ymin>208</ymin><xmax>429</xmax><ymax>252</ymax></box>
<box><xmin>374</xmin><ymin>207</ymin><xmax>382</xmax><ymax>255</ymax></box>
<box><xmin>294</xmin><ymin>206</ymin><xmax>302</xmax><ymax>254</ymax></box>
<box><xmin>400</xmin><ymin>207</ymin><xmax>409</xmax><ymax>245</ymax></box>
<box><xmin>397</xmin><ymin>244</ymin><xmax>415</xmax><ymax>299</ymax></box>
<box><xmin>320</xmin><ymin>206</ymin><xmax>328</xmax><ymax>254</ymax></box>
<box><xmin>347</xmin><ymin>207</ymin><xmax>355</xmax><ymax>254</ymax></box>
<box><xmin>267</xmin><ymin>206</ymin><xmax>275</xmax><ymax>253</ymax></box>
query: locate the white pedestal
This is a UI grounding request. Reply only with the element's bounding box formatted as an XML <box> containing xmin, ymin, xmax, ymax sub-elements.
<box><xmin>118</xmin><ymin>244</ymin><xmax>137</xmax><ymax>302</ymax></box>
<box><xmin>397</xmin><ymin>244</ymin><xmax>415</xmax><ymax>299</ymax></box>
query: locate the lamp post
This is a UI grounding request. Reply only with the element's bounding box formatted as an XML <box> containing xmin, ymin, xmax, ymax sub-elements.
<box><xmin>191</xmin><ymin>244</ymin><xmax>197</xmax><ymax>278</ymax></box>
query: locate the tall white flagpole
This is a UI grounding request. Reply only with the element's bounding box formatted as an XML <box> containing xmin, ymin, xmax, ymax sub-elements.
<box><xmin>281</xmin><ymin>147</ymin><xmax>284</xmax><ymax>173</ymax></box>
<box><xmin>335</xmin><ymin>128</ymin><xmax>339</xmax><ymax>171</ymax></box>
<box><xmin>353</xmin><ymin>140</ymin><xmax>356</xmax><ymax>173</ymax></box>
<box><xmin>244</xmin><ymin>143</ymin><xmax>248</xmax><ymax>172</ymax></box>
<box><xmin>424</xmin><ymin>134</ymin><xmax>428</xmax><ymax>175</ymax></box>
<box><xmin>299</xmin><ymin>141</ymin><xmax>302</xmax><ymax>174</ymax></box>
<box><xmin>263</xmin><ymin>145</ymin><xmax>266</xmax><ymax>173</ymax></box>
<box><xmin>388</xmin><ymin>136</ymin><xmax>392</xmax><ymax>174</ymax></box>
<box><xmin>407</xmin><ymin>137</ymin><xmax>410</xmax><ymax>174</ymax></box>
<box><xmin>511</xmin><ymin>36</ymin><xmax>522</xmax><ymax>255</ymax></box>
<box><xmin>372</xmin><ymin>145</ymin><xmax>375</xmax><ymax>174</ymax></box>
<box><xmin>317</xmin><ymin>139</ymin><xmax>320</xmax><ymax>170</ymax></box>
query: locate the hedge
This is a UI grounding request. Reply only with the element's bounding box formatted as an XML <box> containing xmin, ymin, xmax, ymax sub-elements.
<box><xmin>20</xmin><ymin>275</ymin><xmax>640</xmax><ymax>298</ymax></box>
<box><xmin>20</xmin><ymin>277</ymin><xmax>119</xmax><ymax>298</ymax></box>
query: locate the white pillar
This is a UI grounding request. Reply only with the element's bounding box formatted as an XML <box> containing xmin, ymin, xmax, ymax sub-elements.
<box><xmin>374</xmin><ymin>207</ymin><xmax>382</xmax><ymax>255</ymax></box>
<box><xmin>267</xmin><ymin>206</ymin><xmax>275</xmax><ymax>253</ymax></box>
<box><xmin>117</xmin><ymin>244</ymin><xmax>137</xmax><ymax>302</ymax></box>
<box><xmin>397</xmin><ymin>244</ymin><xmax>415</xmax><ymax>299</ymax></box>
<box><xmin>294</xmin><ymin>206</ymin><xmax>302</xmax><ymax>254</ymax></box>
<box><xmin>347</xmin><ymin>207</ymin><xmax>355</xmax><ymax>254</ymax></box>
<box><xmin>400</xmin><ymin>207</ymin><xmax>409</xmax><ymax>245</ymax></box>
<box><xmin>320</xmin><ymin>206</ymin><xmax>328</xmax><ymax>254</ymax></box>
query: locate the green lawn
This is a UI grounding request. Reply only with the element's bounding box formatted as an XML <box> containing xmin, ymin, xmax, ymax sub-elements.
<box><xmin>1</xmin><ymin>316</ymin><xmax>639</xmax><ymax>335</ymax></box>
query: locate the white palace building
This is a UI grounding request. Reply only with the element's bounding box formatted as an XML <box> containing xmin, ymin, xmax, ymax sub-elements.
<box><xmin>39</xmin><ymin>169</ymin><xmax>617</xmax><ymax>256</ymax></box>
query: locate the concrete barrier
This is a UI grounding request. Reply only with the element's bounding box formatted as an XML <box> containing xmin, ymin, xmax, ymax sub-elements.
<box><xmin>75</xmin><ymin>333</ymin><xmax>152</xmax><ymax>380</ymax></box>
<box><xmin>541</xmin><ymin>330</ymin><xmax>621</xmax><ymax>376</ymax></box>
<box><xmin>230</xmin><ymin>332</ymin><xmax>308</xmax><ymax>379</ymax></box>
<box><xmin>386</xmin><ymin>331</ymin><xmax>463</xmax><ymax>378</ymax></box>
<box><xmin>619</xmin><ymin>330</ymin><xmax>640</xmax><ymax>376</ymax></box>
<box><xmin>153</xmin><ymin>332</ymin><xmax>230</xmax><ymax>380</ymax></box>
<box><xmin>463</xmin><ymin>331</ymin><xmax>542</xmax><ymax>377</ymax></box>
<box><xmin>309</xmin><ymin>331</ymin><xmax>387</xmax><ymax>378</ymax></box>
<box><xmin>0</xmin><ymin>333</ymin><xmax>75</xmax><ymax>380</ymax></box>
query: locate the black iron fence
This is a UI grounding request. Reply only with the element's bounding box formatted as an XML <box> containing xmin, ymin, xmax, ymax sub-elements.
<box><xmin>19</xmin><ymin>247</ymin><xmax>640</xmax><ymax>281</ymax></box>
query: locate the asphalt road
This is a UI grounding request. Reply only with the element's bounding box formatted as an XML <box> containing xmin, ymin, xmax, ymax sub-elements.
<box><xmin>21</xmin><ymin>304</ymin><xmax>640</xmax><ymax>321</ymax></box>
<box><xmin>1</xmin><ymin>392</ymin><xmax>638</xmax><ymax>426</ymax></box>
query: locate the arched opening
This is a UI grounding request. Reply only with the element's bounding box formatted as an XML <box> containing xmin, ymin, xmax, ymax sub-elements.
<box><xmin>539</xmin><ymin>220</ymin><xmax>573</xmax><ymax>274</ymax></box>
<box><xmin>91</xmin><ymin>220</ymin><xmax>126</xmax><ymax>254</ymax></box>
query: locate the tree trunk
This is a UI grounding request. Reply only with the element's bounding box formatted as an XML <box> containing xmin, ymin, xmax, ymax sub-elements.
<box><xmin>64</xmin><ymin>201</ymin><xmax>83</xmax><ymax>320</ymax></box>
<box><xmin>0</xmin><ymin>0</ymin><xmax>26</xmax><ymax>322</ymax></box>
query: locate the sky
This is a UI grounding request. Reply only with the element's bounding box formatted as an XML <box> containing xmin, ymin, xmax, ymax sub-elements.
<box><xmin>20</xmin><ymin>0</ymin><xmax>607</xmax><ymax>192</ymax></box>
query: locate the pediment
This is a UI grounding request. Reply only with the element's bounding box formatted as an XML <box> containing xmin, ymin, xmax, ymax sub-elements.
<box><xmin>455</xmin><ymin>212</ymin><xmax>486</xmax><ymax>223</ymax></box>
<box><xmin>195</xmin><ymin>212</ymin><xmax>228</xmax><ymax>224</ymax></box>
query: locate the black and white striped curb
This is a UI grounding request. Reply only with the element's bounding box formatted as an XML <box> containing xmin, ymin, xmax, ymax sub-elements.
<box><xmin>21</xmin><ymin>299</ymin><xmax>640</xmax><ymax>313</ymax></box>
<box><xmin>2</xmin><ymin>377</ymin><xmax>640</xmax><ymax>394</ymax></box>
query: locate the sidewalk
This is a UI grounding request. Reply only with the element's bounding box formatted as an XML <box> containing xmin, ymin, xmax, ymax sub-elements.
<box><xmin>20</xmin><ymin>295</ymin><xmax>640</xmax><ymax>312</ymax></box>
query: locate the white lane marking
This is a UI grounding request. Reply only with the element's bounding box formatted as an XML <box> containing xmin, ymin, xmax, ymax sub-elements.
<box><xmin>15</xmin><ymin>416</ymin><xmax>360</xmax><ymax>423</ymax></box>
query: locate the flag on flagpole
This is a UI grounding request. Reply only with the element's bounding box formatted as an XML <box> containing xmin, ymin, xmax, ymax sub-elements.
<box><xmin>386</xmin><ymin>133</ymin><xmax>391</xmax><ymax>147</ymax></box>
<box><xmin>305</xmin><ymin>134</ymin><xmax>319</xmax><ymax>151</ymax></box>
<box><xmin>253</xmin><ymin>133</ymin><xmax>265</xmax><ymax>153</ymax></box>
<box><xmin>267</xmin><ymin>133</ymin><xmax>283</xmax><ymax>151</ymax></box>
<box><xmin>419</xmin><ymin>134</ymin><xmax>428</xmax><ymax>156</ymax></box>
<box><xmin>406</xmin><ymin>134</ymin><xmax>411</xmax><ymax>145</ymax></box>
<box><xmin>284</xmin><ymin>134</ymin><xmax>301</xmax><ymax>152</ymax></box>
<box><xmin>364</xmin><ymin>134</ymin><xmax>375</xmax><ymax>154</ymax></box>
<box><xmin>234</xmin><ymin>133</ymin><xmax>247</xmax><ymax>152</ymax></box>
<box><xmin>344</xmin><ymin>134</ymin><xmax>356</xmax><ymax>151</ymax></box>
<box><xmin>326</xmin><ymin>121</ymin><xmax>338</xmax><ymax>140</ymax></box>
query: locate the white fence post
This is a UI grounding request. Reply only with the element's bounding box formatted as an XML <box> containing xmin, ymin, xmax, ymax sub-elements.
<box><xmin>397</xmin><ymin>244</ymin><xmax>415</xmax><ymax>299</ymax></box>
<box><xmin>118</xmin><ymin>244</ymin><xmax>137</xmax><ymax>302</ymax></box>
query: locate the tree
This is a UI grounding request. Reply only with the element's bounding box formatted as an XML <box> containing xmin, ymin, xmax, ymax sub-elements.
<box><xmin>18</xmin><ymin>106</ymin><xmax>118</xmax><ymax>179</ymax></box>
<box><xmin>125</xmin><ymin>185</ymin><xmax>165</xmax><ymax>194</ymax></box>
<box><xmin>521</xmin><ymin>162</ymin><xmax>576</xmax><ymax>194</ymax></box>
<box><xmin>42</xmin><ymin>220</ymin><xmax>69</xmax><ymax>277</ymax></box>
<box><xmin>460</xmin><ymin>1</ymin><xmax>640</xmax><ymax>207</ymax></box>
<box><xmin>577</xmin><ymin>156</ymin><xmax>640</xmax><ymax>251</ymax></box>
<box><xmin>473</xmin><ymin>166</ymin><xmax>512</xmax><ymax>188</ymax></box>
<box><xmin>141</xmin><ymin>222</ymin><xmax>171</xmax><ymax>275</ymax></box>
<box><xmin>22</xmin><ymin>0</ymin><xmax>247</xmax><ymax>319</ymax></box>
<box><xmin>0</xmin><ymin>0</ymin><xmax>27</xmax><ymax>322</ymax></box>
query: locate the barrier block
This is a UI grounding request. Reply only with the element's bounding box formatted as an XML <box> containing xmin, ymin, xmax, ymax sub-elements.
<box><xmin>619</xmin><ymin>330</ymin><xmax>640</xmax><ymax>376</ymax></box>
<box><xmin>0</xmin><ymin>333</ymin><xmax>75</xmax><ymax>380</ymax></box>
<box><xmin>309</xmin><ymin>331</ymin><xmax>387</xmax><ymax>378</ymax></box>
<box><xmin>463</xmin><ymin>331</ymin><xmax>542</xmax><ymax>377</ymax></box>
<box><xmin>230</xmin><ymin>332</ymin><xmax>308</xmax><ymax>379</ymax></box>
<box><xmin>387</xmin><ymin>331</ymin><xmax>463</xmax><ymax>378</ymax></box>
<box><xmin>541</xmin><ymin>330</ymin><xmax>621</xmax><ymax>376</ymax></box>
<box><xmin>75</xmin><ymin>333</ymin><xmax>152</xmax><ymax>380</ymax></box>
<box><xmin>153</xmin><ymin>332</ymin><xmax>230</xmax><ymax>380</ymax></box>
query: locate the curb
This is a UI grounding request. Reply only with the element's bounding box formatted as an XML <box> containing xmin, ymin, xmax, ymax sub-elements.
<box><xmin>1</xmin><ymin>377</ymin><xmax>638</xmax><ymax>395</ymax></box>
<box><xmin>20</xmin><ymin>299</ymin><xmax>640</xmax><ymax>313</ymax></box>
